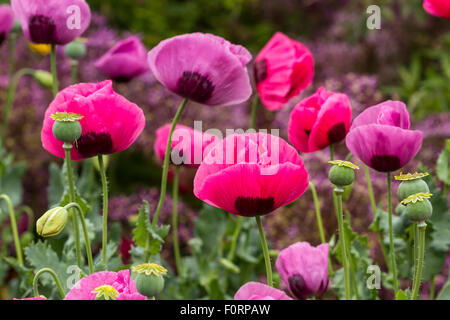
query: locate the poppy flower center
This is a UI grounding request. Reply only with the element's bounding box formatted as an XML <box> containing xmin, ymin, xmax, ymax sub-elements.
<box><xmin>327</xmin><ymin>122</ymin><xmax>347</xmax><ymax>144</ymax></box>
<box><xmin>254</xmin><ymin>59</ymin><xmax>268</xmax><ymax>83</ymax></box>
<box><xmin>370</xmin><ymin>155</ymin><xmax>401</xmax><ymax>172</ymax></box>
<box><xmin>0</xmin><ymin>33</ymin><xmax>5</xmax><ymax>46</ymax></box>
<box><xmin>29</xmin><ymin>15</ymin><xmax>56</xmax><ymax>44</ymax></box>
<box><xmin>176</xmin><ymin>71</ymin><xmax>214</xmax><ymax>103</ymax></box>
<box><xmin>76</xmin><ymin>132</ymin><xmax>113</xmax><ymax>158</ymax></box>
<box><xmin>288</xmin><ymin>274</ymin><xmax>312</xmax><ymax>300</ymax></box>
<box><xmin>234</xmin><ymin>196</ymin><xmax>275</xmax><ymax>217</ymax></box>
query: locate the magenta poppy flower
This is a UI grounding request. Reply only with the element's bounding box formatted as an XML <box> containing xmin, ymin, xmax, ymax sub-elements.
<box><xmin>13</xmin><ymin>297</ymin><xmax>48</xmax><ymax>300</ymax></box>
<box><xmin>95</xmin><ymin>36</ymin><xmax>149</xmax><ymax>81</ymax></box>
<box><xmin>64</xmin><ymin>270</ymin><xmax>145</xmax><ymax>300</ymax></box>
<box><xmin>193</xmin><ymin>132</ymin><xmax>309</xmax><ymax>217</ymax></box>
<box><xmin>234</xmin><ymin>282</ymin><xmax>293</xmax><ymax>300</ymax></box>
<box><xmin>0</xmin><ymin>5</ymin><xmax>14</xmax><ymax>46</ymax></box>
<box><xmin>254</xmin><ymin>32</ymin><xmax>314</xmax><ymax>111</ymax></box>
<box><xmin>424</xmin><ymin>0</ymin><xmax>450</xmax><ymax>18</ymax></box>
<box><xmin>276</xmin><ymin>242</ymin><xmax>329</xmax><ymax>300</ymax></box>
<box><xmin>148</xmin><ymin>32</ymin><xmax>252</xmax><ymax>106</ymax></box>
<box><xmin>346</xmin><ymin>100</ymin><xmax>423</xmax><ymax>172</ymax></box>
<box><xmin>41</xmin><ymin>80</ymin><xmax>145</xmax><ymax>161</ymax></box>
<box><xmin>288</xmin><ymin>87</ymin><xmax>352</xmax><ymax>153</ymax></box>
<box><xmin>11</xmin><ymin>0</ymin><xmax>91</xmax><ymax>45</ymax></box>
<box><xmin>154</xmin><ymin>123</ymin><xmax>219</xmax><ymax>168</ymax></box>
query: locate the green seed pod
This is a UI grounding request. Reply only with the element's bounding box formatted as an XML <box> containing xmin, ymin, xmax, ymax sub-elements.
<box><xmin>65</xmin><ymin>41</ymin><xmax>87</xmax><ymax>60</ymax></box>
<box><xmin>398</xmin><ymin>179</ymin><xmax>429</xmax><ymax>202</ymax></box>
<box><xmin>405</xmin><ymin>199</ymin><xmax>433</xmax><ymax>222</ymax></box>
<box><xmin>342</xmin><ymin>183</ymin><xmax>353</xmax><ymax>201</ymax></box>
<box><xmin>52</xmin><ymin>120</ymin><xmax>82</xmax><ymax>143</ymax></box>
<box><xmin>135</xmin><ymin>273</ymin><xmax>165</xmax><ymax>298</ymax></box>
<box><xmin>329</xmin><ymin>165</ymin><xmax>355</xmax><ymax>187</ymax></box>
<box><xmin>33</xmin><ymin>70</ymin><xmax>53</xmax><ymax>89</ymax></box>
<box><xmin>36</xmin><ymin>207</ymin><xmax>68</xmax><ymax>237</ymax></box>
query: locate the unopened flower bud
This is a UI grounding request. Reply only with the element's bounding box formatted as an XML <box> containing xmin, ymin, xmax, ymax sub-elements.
<box><xmin>33</xmin><ymin>70</ymin><xmax>53</xmax><ymax>89</ymax></box>
<box><xmin>36</xmin><ymin>207</ymin><xmax>68</xmax><ymax>237</ymax></box>
<box><xmin>395</xmin><ymin>172</ymin><xmax>430</xmax><ymax>201</ymax></box>
<box><xmin>401</xmin><ymin>192</ymin><xmax>433</xmax><ymax>222</ymax></box>
<box><xmin>132</xmin><ymin>263</ymin><xmax>167</xmax><ymax>298</ymax></box>
<box><xmin>51</xmin><ymin>112</ymin><xmax>83</xmax><ymax>143</ymax></box>
<box><xmin>328</xmin><ymin>160</ymin><xmax>359</xmax><ymax>187</ymax></box>
<box><xmin>65</xmin><ymin>41</ymin><xmax>87</xmax><ymax>60</ymax></box>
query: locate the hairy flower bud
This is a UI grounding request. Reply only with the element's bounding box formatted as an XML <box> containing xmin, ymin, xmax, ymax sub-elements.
<box><xmin>33</xmin><ymin>70</ymin><xmax>53</xmax><ymax>89</ymax></box>
<box><xmin>36</xmin><ymin>207</ymin><xmax>68</xmax><ymax>237</ymax></box>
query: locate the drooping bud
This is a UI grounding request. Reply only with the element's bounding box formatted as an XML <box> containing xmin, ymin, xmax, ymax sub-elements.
<box><xmin>401</xmin><ymin>192</ymin><xmax>433</xmax><ymax>222</ymax></box>
<box><xmin>65</xmin><ymin>40</ymin><xmax>87</xmax><ymax>60</ymax></box>
<box><xmin>328</xmin><ymin>160</ymin><xmax>359</xmax><ymax>187</ymax></box>
<box><xmin>36</xmin><ymin>207</ymin><xmax>68</xmax><ymax>237</ymax></box>
<box><xmin>33</xmin><ymin>70</ymin><xmax>53</xmax><ymax>89</ymax></box>
<box><xmin>51</xmin><ymin>112</ymin><xmax>83</xmax><ymax>143</ymax></box>
<box><xmin>132</xmin><ymin>263</ymin><xmax>167</xmax><ymax>298</ymax></box>
<box><xmin>395</xmin><ymin>172</ymin><xmax>430</xmax><ymax>201</ymax></box>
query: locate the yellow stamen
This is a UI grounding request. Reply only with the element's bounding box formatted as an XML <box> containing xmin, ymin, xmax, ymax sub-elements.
<box><xmin>92</xmin><ymin>285</ymin><xmax>119</xmax><ymax>300</ymax></box>
<box><xmin>50</xmin><ymin>112</ymin><xmax>84</xmax><ymax>122</ymax></box>
<box><xmin>28</xmin><ymin>43</ymin><xmax>52</xmax><ymax>56</ymax></box>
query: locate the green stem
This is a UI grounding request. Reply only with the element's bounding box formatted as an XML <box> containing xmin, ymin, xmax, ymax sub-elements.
<box><xmin>411</xmin><ymin>222</ymin><xmax>426</xmax><ymax>300</ymax></box>
<box><xmin>63</xmin><ymin>143</ymin><xmax>82</xmax><ymax>269</ymax></box>
<box><xmin>430</xmin><ymin>276</ymin><xmax>435</xmax><ymax>300</ymax></box>
<box><xmin>64</xmin><ymin>203</ymin><xmax>94</xmax><ymax>274</ymax></box>
<box><xmin>98</xmin><ymin>154</ymin><xmax>109</xmax><ymax>269</ymax></box>
<box><xmin>329</xmin><ymin>144</ymin><xmax>335</xmax><ymax>161</ymax></box>
<box><xmin>0</xmin><ymin>194</ymin><xmax>23</xmax><ymax>266</ymax></box>
<box><xmin>309</xmin><ymin>181</ymin><xmax>326</xmax><ymax>243</ymax></box>
<box><xmin>1</xmin><ymin>68</ymin><xmax>35</xmax><ymax>141</ymax></box>
<box><xmin>229</xmin><ymin>216</ymin><xmax>243</xmax><ymax>262</ymax></box>
<box><xmin>151</xmin><ymin>98</ymin><xmax>188</xmax><ymax>229</ymax></box>
<box><xmin>249</xmin><ymin>95</ymin><xmax>259</xmax><ymax>129</ymax></box>
<box><xmin>255</xmin><ymin>216</ymin><xmax>273</xmax><ymax>287</ymax></box>
<box><xmin>387</xmin><ymin>172</ymin><xmax>399</xmax><ymax>295</ymax></box>
<box><xmin>70</xmin><ymin>60</ymin><xmax>78</xmax><ymax>85</ymax></box>
<box><xmin>50</xmin><ymin>44</ymin><xmax>59</xmax><ymax>96</ymax></box>
<box><xmin>335</xmin><ymin>188</ymin><xmax>351</xmax><ymax>300</ymax></box>
<box><xmin>33</xmin><ymin>267</ymin><xmax>65</xmax><ymax>299</ymax></box>
<box><xmin>443</xmin><ymin>184</ymin><xmax>448</xmax><ymax>197</ymax></box>
<box><xmin>172</xmin><ymin>166</ymin><xmax>182</xmax><ymax>275</ymax></box>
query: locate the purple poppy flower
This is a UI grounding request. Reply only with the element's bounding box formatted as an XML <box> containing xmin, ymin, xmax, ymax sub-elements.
<box><xmin>0</xmin><ymin>5</ymin><xmax>15</xmax><ymax>46</ymax></box>
<box><xmin>275</xmin><ymin>242</ymin><xmax>329</xmax><ymax>300</ymax></box>
<box><xmin>147</xmin><ymin>32</ymin><xmax>253</xmax><ymax>106</ymax></box>
<box><xmin>11</xmin><ymin>0</ymin><xmax>91</xmax><ymax>45</ymax></box>
<box><xmin>346</xmin><ymin>100</ymin><xmax>423</xmax><ymax>172</ymax></box>
<box><xmin>234</xmin><ymin>282</ymin><xmax>293</xmax><ymax>300</ymax></box>
<box><xmin>95</xmin><ymin>36</ymin><xmax>149</xmax><ymax>81</ymax></box>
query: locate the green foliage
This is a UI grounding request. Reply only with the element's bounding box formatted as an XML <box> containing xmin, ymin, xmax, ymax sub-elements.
<box><xmin>436</xmin><ymin>139</ymin><xmax>450</xmax><ymax>186</ymax></box>
<box><xmin>0</xmin><ymin>144</ymin><xmax>26</xmax><ymax>212</ymax></box>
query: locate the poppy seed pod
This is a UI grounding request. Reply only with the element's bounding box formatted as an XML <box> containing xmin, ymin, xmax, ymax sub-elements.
<box><xmin>51</xmin><ymin>112</ymin><xmax>83</xmax><ymax>143</ymax></box>
<box><xmin>396</xmin><ymin>172</ymin><xmax>430</xmax><ymax>202</ymax></box>
<box><xmin>132</xmin><ymin>263</ymin><xmax>167</xmax><ymax>298</ymax></box>
<box><xmin>401</xmin><ymin>192</ymin><xmax>433</xmax><ymax>222</ymax></box>
<box><xmin>328</xmin><ymin>160</ymin><xmax>359</xmax><ymax>187</ymax></box>
<box><xmin>36</xmin><ymin>206</ymin><xmax>68</xmax><ymax>237</ymax></box>
<box><xmin>65</xmin><ymin>41</ymin><xmax>87</xmax><ymax>60</ymax></box>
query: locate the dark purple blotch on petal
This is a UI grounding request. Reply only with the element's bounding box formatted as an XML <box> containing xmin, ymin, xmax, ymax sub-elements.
<box><xmin>29</xmin><ymin>15</ymin><xmax>56</xmax><ymax>44</ymax></box>
<box><xmin>76</xmin><ymin>132</ymin><xmax>113</xmax><ymax>158</ymax></box>
<box><xmin>0</xmin><ymin>33</ymin><xmax>5</xmax><ymax>46</ymax></box>
<box><xmin>288</xmin><ymin>274</ymin><xmax>313</xmax><ymax>300</ymax></box>
<box><xmin>176</xmin><ymin>71</ymin><xmax>214</xmax><ymax>103</ymax></box>
<box><xmin>370</xmin><ymin>155</ymin><xmax>401</xmax><ymax>172</ymax></box>
<box><xmin>305</xmin><ymin>129</ymin><xmax>311</xmax><ymax>136</ymax></box>
<box><xmin>327</xmin><ymin>122</ymin><xmax>346</xmax><ymax>144</ymax></box>
<box><xmin>235</xmin><ymin>196</ymin><xmax>275</xmax><ymax>217</ymax></box>
<box><xmin>254</xmin><ymin>59</ymin><xmax>268</xmax><ymax>83</ymax></box>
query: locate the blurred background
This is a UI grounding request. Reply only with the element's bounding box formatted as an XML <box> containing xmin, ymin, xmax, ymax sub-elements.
<box><xmin>0</xmin><ymin>0</ymin><xmax>449</xmax><ymax>299</ymax></box>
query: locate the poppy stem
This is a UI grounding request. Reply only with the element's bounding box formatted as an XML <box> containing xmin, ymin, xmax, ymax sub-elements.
<box><xmin>249</xmin><ymin>95</ymin><xmax>259</xmax><ymax>129</ymax></box>
<box><xmin>411</xmin><ymin>221</ymin><xmax>426</xmax><ymax>300</ymax></box>
<box><xmin>70</xmin><ymin>60</ymin><xmax>78</xmax><ymax>85</ymax></box>
<box><xmin>64</xmin><ymin>203</ymin><xmax>94</xmax><ymax>274</ymax></box>
<box><xmin>50</xmin><ymin>44</ymin><xmax>59</xmax><ymax>96</ymax></box>
<box><xmin>255</xmin><ymin>216</ymin><xmax>273</xmax><ymax>287</ymax></box>
<box><xmin>63</xmin><ymin>143</ymin><xmax>83</xmax><ymax>269</ymax></box>
<box><xmin>152</xmin><ymin>98</ymin><xmax>188</xmax><ymax>229</ymax></box>
<box><xmin>33</xmin><ymin>267</ymin><xmax>65</xmax><ymax>299</ymax></box>
<box><xmin>98</xmin><ymin>154</ymin><xmax>109</xmax><ymax>270</ymax></box>
<box><xmin>430</xmin><ymin>276</ymin><xmax>436</xmax><ymax>300</ymax></box>
<box><xmin>172</xmin><ymin>166</ymin><xmax>182</xmax><ymax>276</ymax></box>
<box><xmin>387</xmin><ymin>171</ymin><xmax>399</xmax><ymax>295</ymax></box>
<box><xmin>335</xmin><ymin>187</ymin><xmax>351</xmax><ymax>300</ymax></box>
<box><xmin>309</xmin><ymin>181</ymin><xmax>326</xmax><ymax>243</ymax></box>
<box><xmin>0</xmin><ymin>194</ymin><xmax>23</xmax><ymax>266</ymax></box>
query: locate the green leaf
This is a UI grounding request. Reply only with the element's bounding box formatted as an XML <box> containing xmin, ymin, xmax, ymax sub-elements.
<box><xmin>396</xmin><ymin>289</ymin><xmax>409</xmax><ymax>300</ymax></box>
<box><xmin>194</xmin><ymin>204</ymin><xmax>227</xmax><ymax>257</ymax></box>
<box><xmin>132</xmin><ymin>201</ymin><xmax>151</xmax><ymax>247</ymax></box>
<box><xmin>436</xmin><ymin>140</ymin><xmax>450</xmax><ymax>185</ymax></box>
<box><xmin>437</xmin><ymin>281</ymin><xmax>450</xmax><ymax>300</ymax></box>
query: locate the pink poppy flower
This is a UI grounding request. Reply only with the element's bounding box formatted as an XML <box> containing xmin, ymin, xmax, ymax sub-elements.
<box><xmin>64</xmin><ymin>270</ymin><xmax>146</xmax><ymax>300</ymax></box>
<box><xmin>234</xmin><ymin>282</ymin><xmax>293</xmax><ymax>300</ymax></box>
<box><xmin>424</xmin><ymin>0</ymin><xmax>450</xmax><ymax>18</ymax></box>
<box><xmin>154</xmin><ymin>123</ymin><xmax>219</xmax><ymax>168</ymax></box>
<box><xmin>276</xmin><ymin>242</ymin><xmax>329</xmax><ymax>300</ymax></box>
<box><xmin>148</xmin><ymin>32</ymin><xmax>252</xmax><ymax>106</ymax></box>
<box><xmin>41</xmin><ymin>80</ymin><xmax>145</xmax><ymax>161</ymax></box>
<box><xmin>288</xmin><ymin>87</ymin><xmax>352</xmax><ymax>153</ymax></box>
<box><xmin>95</xmin><ymin>36</ymin><xmax>149</xmax><ymax>81</ymax></box>
<box><xmin>254</xmin><ymin>32</ymin><xmax>314</xmax><ymax>111</ymax></box>
<box><xmin>13</xmin><ymin>297</ymin><xmax>48</xmax><ymax>300</ymax></box>
<box><xmin>0</xmin><ymin>5</ymin><xmax>14</xmax><ymax>46</ymax></box>
<box><xmin>346</xmin><ymin>100</ymin><xmax>423</xmax><ymax>172</ymax></box>
<box><xmin>11</xmin><ymin>0</ymin><xmax>91</xmax><ymax>45</ymax></box>
<box><xmin>193</xmin><ymin>132</ymin><xmax>309</xmax><ymax>217</ymax></box>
